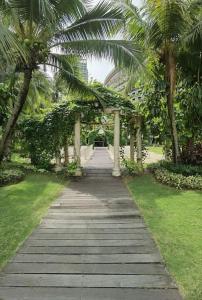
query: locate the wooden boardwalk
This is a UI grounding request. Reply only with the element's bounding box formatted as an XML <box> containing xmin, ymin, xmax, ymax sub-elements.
<box><xmin>0</xmin><ymin>148</ymin><xmax>182</xmax><ymax>299</ymax></box>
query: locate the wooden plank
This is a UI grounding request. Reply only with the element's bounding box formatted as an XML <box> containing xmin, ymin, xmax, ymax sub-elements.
<box><xmin>13</xmin><ymin>253</ymin><xmax>161</xmax><ymax>263</ymax></box>
<box><xmin>36</xmin><ymin>228</ymin><xmax>147</xmax><ymax>234</ymax></box>
<box><xmin>48</xmin><ymin>209</ymin><xmax>139</xmax><ymax>213</ymax></box>
<box><xmin>51</xmin><ymin>199</ymin><xmax>134</xmax><ymax>204</ymax></box>
<box><xmin>50</xmin><ymin>205</ymin><xmax>135</xmax><ymax>209</ymax></box>
<box><xmin>46</xmin><ymin>212</ymin><xmax>140</xmax><ymax>218</ymax></box>
<box><xmin>0</xmin><ymin>287</ymin><xmax>183</xmax><ymax>300</ymax></box>
<box><xmin>41</xmin><ymin>218</ymin><xmax>142</xmax><ymax>224</ymax></box>
<box><xmin>39</xmin><ymin>223</ymin><xmax>146</xmax><ymax>229</ymax></box>
<box><xmin>4</xmin><ymin>262</ymin><xmax>167</xmax><ymax>275</ymax></box>
<box><xmin>19</xmin><ymin>245</ymin><xmax>156</xmax><ymax>255</ymax></box>
<box><xmin>0</xmin><ymin>274</ymin><xmax>175</xmax><ymax>288</ymax></box>
<box><xmin>42</xmin><ymin>218</ymin><xmax>141</xmax><ymax>223</ymax></box>
<box><xmin>29</xmin><ymin>233</ymin><xmax>150</xmax><ymax>240</ymax></box>
<box><xmin>24</xmin><ymin>239</ymin><xmax>153</xmax><ymax>247</ymax></box>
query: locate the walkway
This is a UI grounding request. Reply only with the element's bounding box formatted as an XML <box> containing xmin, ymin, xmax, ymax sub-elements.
<box><xmin>0</xmin><ymin>148</ymin><xmax>182</xmax><ymax>299</ymax></box>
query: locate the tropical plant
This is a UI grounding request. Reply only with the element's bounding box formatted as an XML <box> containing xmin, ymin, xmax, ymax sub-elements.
<box><xmin>0</xmin><ymin>0</ymin><xmax>142</xmax><ymax>163</ymax></box>
<box><xmin>123</xmin><ymin>0</ymin><xmax>202</xmax><ymax>163</ymax></box>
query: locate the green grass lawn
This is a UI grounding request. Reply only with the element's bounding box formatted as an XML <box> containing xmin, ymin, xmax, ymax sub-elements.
<box><xmin>147</xmin><ymin>146</ymin><xmax>163</xmax><ymax>155</ymax></box>
<box><xmin>127</xmin><ymin>175</ymin><xmax>202</xmax><ymax>300</ymax></box>
<box><xmin>0</xmin><ymin>174</ymin><xmax>65</xmax><ymax>270</ymax></box>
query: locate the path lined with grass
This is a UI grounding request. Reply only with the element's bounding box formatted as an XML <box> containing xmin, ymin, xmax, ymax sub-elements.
<box><xmin>127</xmin><ymin>175</ymin><xmax>202</xmax><ymax>300</ymax></box>
<box><xmin>0</xmin><ymin>149</ymin><xmax>181</xmax><ymax>300</ymax></box>
<box><xmin>0</xmin><ymin>174</ymin><xmax>65</xmax><ymax>270</ymax></box>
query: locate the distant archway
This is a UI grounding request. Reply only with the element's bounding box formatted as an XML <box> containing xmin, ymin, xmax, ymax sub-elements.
<box><xmin>94</xmin><ymin>136</ymin><xmax>108</xmax><ymax>147</ymax></box>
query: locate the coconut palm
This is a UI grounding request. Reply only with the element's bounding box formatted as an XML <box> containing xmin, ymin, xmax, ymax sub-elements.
<box><xmin>0</xmin><ymin>0</ymin><xmax>142</xmax><ymax>163</ymax></box>
<box><xmin>123</xmin><ymin>0</ymin><xmax>201</xmax><ymax>163</ymax></box>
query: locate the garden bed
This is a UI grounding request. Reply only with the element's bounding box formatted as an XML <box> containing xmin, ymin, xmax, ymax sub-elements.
<box><xmin>149</xmin><ymin>161</ymin><xmax>202</xmax><ymax>190</ymax></box>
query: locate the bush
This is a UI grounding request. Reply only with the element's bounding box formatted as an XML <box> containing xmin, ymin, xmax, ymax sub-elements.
<box><xmin>149</xmin><ymin>161</ymin><xmax>202</xmax><ymax>176</ymax></box>
<box><xmin>57</xmin><ymin>161</ymin><xmax>79</xmax><ymax>178</ymax></box>
<box><xmin>122</xmin><ymin>159</ymin><xmax>143</xmax><ymax>176</ymax></box>
<box><xmin>154</xmin><ymin>168</ymin><xmax>202</xmax><ymax>190</ymax></box>
<box><xmin>181</xmin><ymin>142</ymin><xmax>202</xmax><ymax>165</ymax></box>
<box><xmin>0</xmin><ymin>169</ymin><xmax>25</xmax><ymax>186</ymax></box>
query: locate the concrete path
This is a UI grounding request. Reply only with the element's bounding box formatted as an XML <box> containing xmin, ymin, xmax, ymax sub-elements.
<box><xmin>0</xmin><ymin>148</ymin><xmax>182</xmax><ymax>300</ymax></box>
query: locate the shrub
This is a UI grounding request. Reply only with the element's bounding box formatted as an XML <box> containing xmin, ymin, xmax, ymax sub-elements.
<box><xmin>66</xmin><ymin>161</ymin><xmax>79</xmax><ymax>176</ymax></box>
<box><xmin>154</xmin><ymin>168</ymin><xmax>202</xmax><ymax>190</ymax></box>
<box><xmin>122</xmin><ymin>159</ymin><xmax>143</xmax><ymax>176</ymax></box>
<box><xmin>149</xmin><ymin>161</ymin><xmax>202</xmax><ymax>176</ymax></box>
<box><xmin>57</xmin><ymin>161</ymin><xmax>79</xmax><ymax>178</ymax></box>
<box><xmin>181</xmin><ymin>142</ymin><xmax>202</xmax><ymax>165</ymax></box>
<box><xmin>0</xmin><ymin>169</ymin><xmax>25</xmax><ymax>186</ymax></box>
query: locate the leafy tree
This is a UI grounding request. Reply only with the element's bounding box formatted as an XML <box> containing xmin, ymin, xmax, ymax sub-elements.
<box><xmin>124</xmin><ymin>0</ymin><xmax>201</xmax><ymax>163</ymax></box>
<box><xmin>0</xmin><ymin>0</ymin><xmax>142</xmax><ymax>163</ymax></box>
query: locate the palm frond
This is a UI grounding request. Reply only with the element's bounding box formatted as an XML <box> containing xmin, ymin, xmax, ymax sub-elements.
<box><xmin>142</xmin><ymin>0</ymin><xmax>190</xmax><ymax>47</ymax></box>
<box><xmin>56</xmin><ymin>0</ymin><xmax>86</xmax><ymax>22</ymax></box>
<box><xmin>54</xmin><ymin>1</ymin><xmax>123</xmax><ymax>43</ymax></box>
<box><xmin>46</xmin><ymin>53</ymin><xmax>97</xmax><ymax>97</ymax></box>
<box><xmin>0</xmin><ymin>22</ymin><xmax>26</xmax><ymax>63</ymax></box>
<box><xmin>8</xmin><ymin>0</ymin><xmax>59</xmax><ymax>23</ymax></box>
<box><xmin>47</xmin><ymin>53</ymin><xmax>82</xmax><ymax>78</ymax></box>
<box><xmin>55</xmin><ymin>39</ymin><xmax>143</xmax><ymax>71</ymax></box>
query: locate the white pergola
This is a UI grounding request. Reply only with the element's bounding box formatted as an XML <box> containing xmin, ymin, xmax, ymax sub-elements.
<box><xmin>74</xmin><ymin>108</ymin><xmax>121</xmax><ymax>176</ymax></box>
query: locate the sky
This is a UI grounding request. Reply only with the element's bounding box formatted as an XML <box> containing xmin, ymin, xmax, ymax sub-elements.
<box><xmin>87</xmin><ymin>0</ymin><xmax>142</xmax><ymax>83</ymax></box>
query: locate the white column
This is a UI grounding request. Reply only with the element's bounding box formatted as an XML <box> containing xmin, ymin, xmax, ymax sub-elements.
<box><xmin>136</xmin><ymin>116</ymin><xmax>143</xmax><ymax>169</ymax></box>
<box><xmin>130</xmin><ymin>122</ymin><xmax>135</xmax><ymax>161</ymax></box>
<box><xmin>74</xmin><ymin>113</ymin><xmax>82</xmax><ymax>176</ymax></box>
<box><xmin>112</xmin><ymin>109</ymin><xmax>121</xmax><ymax>177</ymax></box>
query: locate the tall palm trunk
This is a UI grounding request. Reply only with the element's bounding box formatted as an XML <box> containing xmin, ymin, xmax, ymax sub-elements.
<box><xmin>165</xmin><ymin>48</ymin><xmax>180</xmax><ymax>163</ymax></box>
<box><xmin>0</xmin><ymin>68</ymin><xmax>33</xmax><ymax>163</ymax></box>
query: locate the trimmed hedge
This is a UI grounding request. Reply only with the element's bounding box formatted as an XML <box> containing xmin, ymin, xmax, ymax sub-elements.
<box><xmin>154</xmin><ymin>168</ymin><xmax>202</xmax><ymax>190</ymax></box>
<box><xmin>0</xmin><ymin>169</ymin><xmax>25</xmax><ymax>186</ymax></box>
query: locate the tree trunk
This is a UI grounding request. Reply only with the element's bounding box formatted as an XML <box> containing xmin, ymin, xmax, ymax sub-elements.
<box><xmin>165</xmin><ymin>49</ymin><xmax>180</xmax><ymax>163</ymax></box>
<box><xmin>0</xmin><ymin>68</ymin><xmax>33</xmax><ymax>163</ymax></box>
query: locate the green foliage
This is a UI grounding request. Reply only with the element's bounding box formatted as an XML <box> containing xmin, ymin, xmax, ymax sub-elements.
<box><xmin>21</xmin><ymin>102</ymin><xmax>75</xmax><ymax>169</ymax></box>
<box><xmin>87</xmin><ymin>128</ymin><xmax>114</xmax><ymax>146</ymax></box>
<box><xmin>154</xmin><ymin>168</ymin><xmax>202</xmax><ymax>190</ymax></box>
<box><xmin>181</xmin><ymin>142</ymin><xmax>202</xmax><ymax>166</ymax></box>
<box><xmin>66</xmin><ymin>161</ymin><xmax>79</xmax><ymax>177</ymax></box>
<box><xmin>176</xmin><ymin>82</ymin><xmax>202</xmax><ymax>143</ymax></box>
<box><xmin>0</xmin><ymin>168</ymin><xmax>25</xmax><ymax>186</ymax></box>
<box><xmin>93</xmin><ymin>83</ymin><xmax>134</xmax><ymax>112</ymax></box>
<box><xmin>0</xmin><ymin>0</ymin><xmax>142</xmax><ymax>95</ymax></box>
<box><xmin>57</xmin><ymin>161</ymin><xmax>80</xmax><ymax>178</ymax></box>
<box><xmin>122</xmin><ymin>159</ymin><xmax>143</xmax><ymax>176</ymax></box>
<box><xmin>0</xmin><ymin>82</ymin><xmax>12</xmax><ymax>125</ymax></box>
<box><xmin>149</xmin><ymin>161</ymin><xmax>202</xmax><ymax>177</ymax></box>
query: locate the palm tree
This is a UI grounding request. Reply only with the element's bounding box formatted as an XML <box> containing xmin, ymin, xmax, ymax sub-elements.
<box><xmin>0</xmin><ymin>0</ymin><xmax>142</xmax><ymax>163</ymax></box>
<box><xmin>124</xmin><ymin>0</ymin><xmax>201</xmax><ymax>163</ymax></box>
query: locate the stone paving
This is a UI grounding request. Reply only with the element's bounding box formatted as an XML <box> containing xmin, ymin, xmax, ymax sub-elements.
<box><xmin>0</xmin><ymin>148</ymin><xmax>182</xmax><ymax>300</ymax></box>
